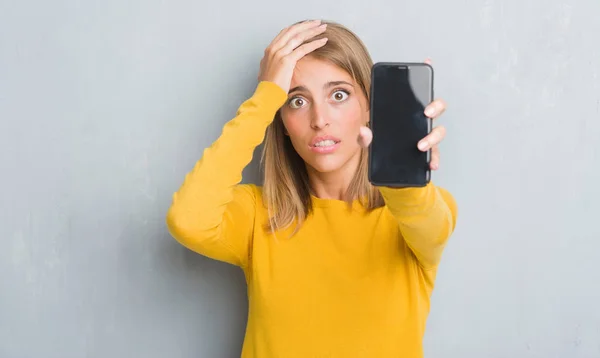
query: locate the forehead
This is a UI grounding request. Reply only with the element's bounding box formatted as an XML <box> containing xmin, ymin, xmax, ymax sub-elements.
<box><xmin>291</xmin><ymin>56</ymin><xmax>354</xmax><ymax>88</ymax></box>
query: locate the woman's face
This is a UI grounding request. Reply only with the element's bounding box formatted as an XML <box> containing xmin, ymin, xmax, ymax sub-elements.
<box><xmin>280</xmin><ymin>57</ymin><xmax>369</xmax><ymax>176</ymax></box>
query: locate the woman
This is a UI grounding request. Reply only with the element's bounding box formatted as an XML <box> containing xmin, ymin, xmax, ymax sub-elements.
<box><xmin>167</xmin><ymin>19</ymin><xmax>457</xmax><ymax>358</ymax></box>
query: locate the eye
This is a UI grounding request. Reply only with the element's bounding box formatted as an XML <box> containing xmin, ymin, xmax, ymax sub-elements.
<box><xmin>288</xmin><ymin>97</ymin><xmax>307</xmax><ymax>109</ymax></box>
<box><xmin>332</xmin><ymin>90</ymin><xmax>349</xmax><ymax>102</ymax></box>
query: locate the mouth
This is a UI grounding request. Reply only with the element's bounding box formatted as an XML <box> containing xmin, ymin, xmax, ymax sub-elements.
<box><xmin>310</xmin><ymin>135</ymin><xmax>341</xmax><ymax>146</ymax></box>
<box><xmin>312</xmin><ymin>139</ymin><xmax>339</xmax><ymax>147</ymax></box>
<box><xmin>309</xmin><ymin>136</ymin><xmax>341</xmax><ymax>154</ymax></box>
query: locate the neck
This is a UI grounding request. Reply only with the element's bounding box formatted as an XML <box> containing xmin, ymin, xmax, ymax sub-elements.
<box><xmin>306</xmin><ymin>151</ymin><xmax>361</xmax><ymax>201</ymax></box>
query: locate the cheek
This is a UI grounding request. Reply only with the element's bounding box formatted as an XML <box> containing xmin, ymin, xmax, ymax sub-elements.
<box><xmin>282</xmin><ymin>111</ymin><xmax>310</xmax><ymax>150</ymax></box>
<box><xmin>338</xmin><ymin>102</ymin><xmax>367</xmax><ymax>136</ymax></box>
<box><xmin>281</xmin><ymin>113</ymin><xmax>308</xmax><ymax>142</ymax></box>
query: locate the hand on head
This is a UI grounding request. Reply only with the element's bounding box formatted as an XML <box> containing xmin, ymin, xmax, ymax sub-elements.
<box><xmin>258</xmin><ymin>20</ymin><xmax>328</xmax><ymax>93</ymax></box>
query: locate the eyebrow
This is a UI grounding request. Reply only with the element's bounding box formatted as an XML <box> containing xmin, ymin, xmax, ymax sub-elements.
<box><xmin>289</xmin><ymin>81</ymin><xmax>354</xmax><ymax>95</ymax></box>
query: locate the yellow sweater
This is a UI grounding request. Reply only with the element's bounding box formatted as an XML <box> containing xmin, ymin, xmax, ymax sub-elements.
<box><xmin>166</xmin><ymin>81</ymin><xmax>458</xmax><ymax>358</ymax></box>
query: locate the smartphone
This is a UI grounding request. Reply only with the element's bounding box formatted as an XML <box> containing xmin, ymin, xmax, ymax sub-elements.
<box><xmin>368</xmin><ymin>62</ymin><xmax>434</xmax><ymax>187</ymax></box>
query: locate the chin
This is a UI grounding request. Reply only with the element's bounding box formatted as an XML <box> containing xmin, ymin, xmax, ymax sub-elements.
<box><xmin>305</xmin><ymin>156</ymin><xmax>346</xmax><ymax>174</ymax></box>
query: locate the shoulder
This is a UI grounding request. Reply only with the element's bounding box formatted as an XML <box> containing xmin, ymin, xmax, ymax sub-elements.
<box><xmin>232</xmin><ymin>183</ymin><xmax>266</xmax><ymax>207</ymax></box>
<box><xmin>233</xmin><ymin>183</ymin><xmax>263</xmax><ymax>195</ymax></box>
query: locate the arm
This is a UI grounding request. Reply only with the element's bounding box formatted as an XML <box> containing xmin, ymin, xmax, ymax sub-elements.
<box><xmin>378</xmin><ymin>183</ymin><xmax>458</xmax><ymax>270</ymax></box>
<box><xmin>167</xmin><ymin>20</ymin><xmax>329</xmax><ymax>267</ymax></box>
<box><xmin>166</xmin><ymin>81</ymin><xmax>287</xmax><ymax>268</ymax></box>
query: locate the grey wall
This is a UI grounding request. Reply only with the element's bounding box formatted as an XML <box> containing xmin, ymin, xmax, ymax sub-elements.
<box><xmin>1</xmin><ymin>0</ymin><xmax>599</xmax><ymax>357</ymax></box>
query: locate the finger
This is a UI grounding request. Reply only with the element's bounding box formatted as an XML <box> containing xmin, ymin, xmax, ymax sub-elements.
<box><xmin>288</xmin><ymin>37</ymin><xmax>328</xmax><ymax>62</ymax></box>
<box><xmin>270</xmin><ymin>20</ymin><xmax>320</xmax><ymax>49</ymax></box>
<box><xmin>424</xmin><ymin>58</ymin><xmax>432</xmax><ymax>65</ymax></box>
<box><xmin>277</xmin><ymin>23</ymin><xmax>327</xmax><ymax>58</ymax></box>
<box><xmin>357</xmin><ymin>126</ymin><xmax>372</xmax><ymax>148</ymax></box>
<box><xmin>269</xmin><ymin>27</ymin><xmax>291</xmax><ymax>50</ymax></box>
<box><xmin>430</xmin><ymin>145</ymin><xmax>440</xmax><ymax>170</ymax></box>
<box><xmin>417</xmin><ymin>125</ymin><xmax>446</xmax><ymax>151</ymax></box>
<box><xmin>270</xmin><ymin>20</ymin><xmax>323</xmax><ymax>54</ymax></box>
<box><xmin>424</xmin><ymin>98</ymin><xmax>447</xmax><ymax>118</ymax></box>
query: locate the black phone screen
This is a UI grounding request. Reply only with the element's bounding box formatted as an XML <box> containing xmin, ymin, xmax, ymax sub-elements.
<box><xmin>368</xmin><ymin>63</ymin><xmax>433</xmax><ymax>187</ymax></box>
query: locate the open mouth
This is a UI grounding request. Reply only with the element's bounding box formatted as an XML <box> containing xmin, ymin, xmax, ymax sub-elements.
<box><xmin>312</xmin><ymin>139</ymin><xmax>340</xmax><ymax>147</ymax></box>
<box><xmin>309</xmin><ymin>137</ymin><xmax>341</xmax><ymax>154</ymax></box>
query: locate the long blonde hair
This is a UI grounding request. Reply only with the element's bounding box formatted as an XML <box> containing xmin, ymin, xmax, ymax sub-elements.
<box><xmin>260</xmin><ymin>20</ymin><xmax>385</xmax><ymax>234</ymax></box>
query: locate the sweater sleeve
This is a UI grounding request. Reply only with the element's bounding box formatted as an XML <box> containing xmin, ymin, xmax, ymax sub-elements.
<box><xmin>166</xmin><ymin>81</ymin><xmax>288</xmax><ymax>268</ymax></box>
<box><xmin>378</xmin><ymin>182</ymin><xmax>458</xmax><ymax>270</ymax></box>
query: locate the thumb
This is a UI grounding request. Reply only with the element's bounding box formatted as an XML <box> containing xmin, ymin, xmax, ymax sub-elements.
<box><xmin>357</xmin><ymin>126</ymin><xmax>372</xmax><ymax>148</ymax></box>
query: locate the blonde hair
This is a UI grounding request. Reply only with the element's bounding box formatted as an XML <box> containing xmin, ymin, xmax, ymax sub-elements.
<box><xmin>260</xmin><ymin>20</ymin><xmax>385</xmax><ymax>234</ymax></box>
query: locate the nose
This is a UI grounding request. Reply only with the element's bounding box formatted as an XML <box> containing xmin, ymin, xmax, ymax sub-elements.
<box><xmin>310</xmin><ymin>102</ymin><xmax>330</xmax><ymax>130</ymax></box>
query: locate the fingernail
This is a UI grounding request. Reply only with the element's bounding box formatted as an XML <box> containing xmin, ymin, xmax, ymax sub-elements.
<box><xmin>418</xmin><ymin>141</ymin><xmax>428</xmax><ymax>150</ymax></box>
<box><xmin>424</xmin><ymin>107</ymin><xmax>435</xmax><ymax>117</ymax></box>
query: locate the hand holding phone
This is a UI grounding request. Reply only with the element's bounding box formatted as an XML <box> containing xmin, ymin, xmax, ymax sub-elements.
<box><xmin>366</xmin><ymin>61</ymin><xmax>446</xmax><ymax>187</ymax></box>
